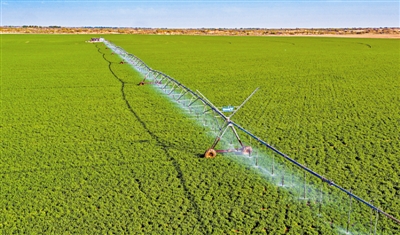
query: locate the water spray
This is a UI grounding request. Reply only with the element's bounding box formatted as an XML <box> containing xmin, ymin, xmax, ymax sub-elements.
<box><xmin>100</xmin><ymin>39</ymin><xmax>400</xmax><ymax>233</ymax></box>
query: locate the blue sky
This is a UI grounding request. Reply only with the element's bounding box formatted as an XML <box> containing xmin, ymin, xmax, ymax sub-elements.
<box><xmin>1</xmin><ymin>0</ymin><xmax>399</xmax><ymax>28</ymax></box>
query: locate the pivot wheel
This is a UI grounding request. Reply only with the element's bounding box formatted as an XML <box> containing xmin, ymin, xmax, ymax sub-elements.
<box><xmin>242</xmin><ymin>146</ymin><xmax>253</xmax><ymax>155</ymax></box>
<box><xmin>204</xmin><ymin>149</ymin><xmax>217</xmax><ymax>158</ymax></box>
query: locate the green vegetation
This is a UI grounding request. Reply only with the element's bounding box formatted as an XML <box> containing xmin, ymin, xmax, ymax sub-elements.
<box><xmin>1</xmin><ymin>34</ymin><xmax>399</xmax><ymax>234</ymax></box>
<box><xmin>106</xmin><ymin>35</ymin><xmax>400</xmax><ymax>232</ymax></box>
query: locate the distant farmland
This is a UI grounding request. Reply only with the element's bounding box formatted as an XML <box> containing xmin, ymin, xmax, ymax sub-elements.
<box><xmin>1</xmin><ymin>34</ymin><xmax>399</xmax><ymax>234</ymax></box>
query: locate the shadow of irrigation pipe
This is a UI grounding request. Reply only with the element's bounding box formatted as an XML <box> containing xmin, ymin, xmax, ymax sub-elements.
<box><xmin>96</xmin><ymin>44</ymin><xmax>206</xmax><ymax>233</ymax></box>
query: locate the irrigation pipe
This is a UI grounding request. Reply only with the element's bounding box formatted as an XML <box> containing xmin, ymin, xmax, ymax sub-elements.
<box><xmin>103</xmin><ymin>39</ymin><xmax>400</xmax><ymax>226</ymax></box>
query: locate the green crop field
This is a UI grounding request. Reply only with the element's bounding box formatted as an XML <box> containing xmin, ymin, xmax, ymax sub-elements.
<box><xmin>1</xmin><ymin>34</ymin><xmax>399</xmax><ymax>234</ymax></box>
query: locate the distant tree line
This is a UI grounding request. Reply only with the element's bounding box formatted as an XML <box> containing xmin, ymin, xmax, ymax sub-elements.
<box><xmin>21</xmin><ymin>25</ymin><xmax>61</xmax><ymax>28</ymax></box>
<box><xmin>1</xmin><ymin>26</ymin><xmax>399</xmax><ymax>37</ymax></box>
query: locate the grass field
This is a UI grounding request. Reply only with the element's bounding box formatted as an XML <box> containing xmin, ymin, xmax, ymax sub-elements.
<box><xmin>107</xmin><ymin>34</ymin><xmax>399</xmax><ymax>221</ymax></box>
<box><xmin>1</xmin><ymin>34</ymin><xmax>399</xmax><ymax>234</ymax></box>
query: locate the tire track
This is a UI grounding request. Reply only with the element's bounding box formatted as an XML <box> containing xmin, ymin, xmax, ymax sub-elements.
<box><xmin>357</xmin><ymin>42</ymin><xmax>372</xmax><ymax>48</ymax></box>
<box><xmin>95</xmin><ymin>44</ymin><xmax>205</xmax><ymax>233</ymax></box>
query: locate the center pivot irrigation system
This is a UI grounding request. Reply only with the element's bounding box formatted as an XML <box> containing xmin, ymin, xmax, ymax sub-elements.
<box><xmin>199</xmin><ymin>88</ymin><xmax>258</xmax><ymax>158</ymax></box>
<box><xmin>102</xmin><ymin>39</ymin><xmax>400</xmax><ymax>233</ymax></box>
